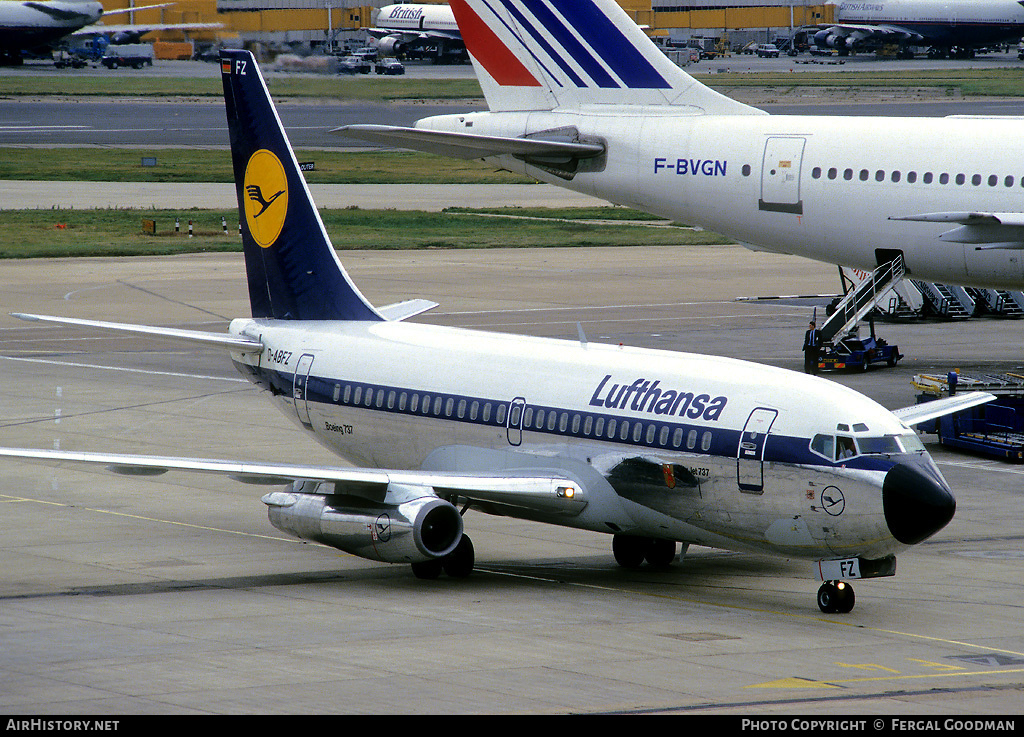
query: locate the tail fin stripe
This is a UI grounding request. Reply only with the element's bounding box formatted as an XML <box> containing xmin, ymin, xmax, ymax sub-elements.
<box><xmin>450</xmin><ymin>0</ymin><xmax>542</xmax><ymax>87</ymax></box>
<box><xmin>546</xmin><ymin>0</ymin><xmax>670</xmax><ymax>89</ymax></box>
<box><xmin>493</xmin><ymin>0</ymin><xmax>585</xmax><ymax>88</ymax></box>
<box><xmin>511</xmin><ymin>0</ymin><xmax>619</xmax><ymax>89</ymax></box>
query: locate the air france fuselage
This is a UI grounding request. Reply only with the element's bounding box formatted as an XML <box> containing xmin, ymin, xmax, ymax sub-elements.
<box><xmin>416</xmin><ymin>109</ymin><xmax>1024</xmax><ymax>288</ymax></box>
<box><xmin>228</xmin><ymin>316</ymin><xmax>950</xmax><ymax>563</ymax></box>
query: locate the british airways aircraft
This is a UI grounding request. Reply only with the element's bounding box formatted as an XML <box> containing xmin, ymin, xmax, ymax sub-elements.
<box><xmin>811</xmin><ymin>0</ymin><xmax>1024</xmax><ymax>59</ymax></box>
<box><xmin>366</xmin><ymin>3</ymin><xmax>466</xmax><ymax>62</ymax></box>
<box><xmin>335</xmin><ymin>0</ymin><xmax>1024</xmax><ymax>291</ymax></box>
<box><xmin>0</xmin><ymin>50</ymin><xmax>991</xmax><ymax>614</ymax></box>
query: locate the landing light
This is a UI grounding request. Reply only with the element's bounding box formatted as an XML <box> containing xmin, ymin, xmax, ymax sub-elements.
<box><xmin>556</xmin><ymin>485</ymin><xmax>575</xmax><ymax>499</ymax></box>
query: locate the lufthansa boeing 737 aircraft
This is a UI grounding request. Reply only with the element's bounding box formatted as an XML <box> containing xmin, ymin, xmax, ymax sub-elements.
<box><xmin>0</xmin><ymin>50</ymin><xmax>991</xmax><ymax>614</ymax></box>
<box><xmin>336</xmin><ymin>0</ymin><xmax>1024</xmax><ymax>291</ymax></box>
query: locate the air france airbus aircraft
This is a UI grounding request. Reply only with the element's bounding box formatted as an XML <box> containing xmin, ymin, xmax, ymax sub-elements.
<box><xmin>335</xmin><ymin>0</ymin><xmax>1024</xmax><ymax>291</ymax></box>
<box><xmin>0</xmin><ymin>50</ymin><xmax>991</xmax><ymax>614</ymax></box>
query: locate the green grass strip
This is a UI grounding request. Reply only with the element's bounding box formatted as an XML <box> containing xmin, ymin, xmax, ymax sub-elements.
<box><xmin>0</xmin><ymin>207</ymin><xmax>724</xmax><ymax>259</ymax></box>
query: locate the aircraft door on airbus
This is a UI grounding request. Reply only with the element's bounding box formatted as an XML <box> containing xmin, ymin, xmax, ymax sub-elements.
<box><xmin>759</xmin><ymin>137</ymin><xmax>806</xmax><ymax>215</ymax></box>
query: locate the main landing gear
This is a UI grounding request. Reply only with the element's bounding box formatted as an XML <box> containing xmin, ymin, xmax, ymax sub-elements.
<box><xmin>817</xmin><ymin>580</ymin><xmax>856</xmax><ymax>613</ymax></box>
<box><xmin>612</xmin><ymin>534</ymin><xmax>683</xmax><ymax>568</ymax></box>
<box><xmin>411</xmin><ymin>534</ymin><xmax>475</xmax><ymax>579</ymax></box>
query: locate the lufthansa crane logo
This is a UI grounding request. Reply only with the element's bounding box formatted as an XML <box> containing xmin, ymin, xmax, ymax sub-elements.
<box><xmin>242</xmin><ymin>149</ymin><xmax>288</xmax><ymax>248</ymax></box>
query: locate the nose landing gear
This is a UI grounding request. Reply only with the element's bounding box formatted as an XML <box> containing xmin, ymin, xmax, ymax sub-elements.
<box><xmin>817</xmin><ymin>580</ymin><xmax>855</xmax><ymax>613</ymax></box>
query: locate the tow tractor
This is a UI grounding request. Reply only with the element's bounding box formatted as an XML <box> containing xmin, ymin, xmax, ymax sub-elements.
<box><xmin>818</xmin><ymin>318</ymin><xmax>902</xmax><ymax>372</ymax></box>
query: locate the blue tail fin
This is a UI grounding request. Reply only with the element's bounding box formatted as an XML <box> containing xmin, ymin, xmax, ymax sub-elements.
<box><xmin>220</xmin><ymin>50</ymin><xmax>383</xmax><ymax>322</ymax></box>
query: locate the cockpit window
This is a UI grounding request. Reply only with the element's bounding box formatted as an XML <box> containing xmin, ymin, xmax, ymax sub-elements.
<box><xmin>836</xmin><ymin>436</ymin><xmax>857</xmax><ymax>460</ymax></box>
<box><xmin>857</xmin><ymin>435</ymin><xmax>902</xmax><ymax>455</ymax></box>
<box><xmin>810</xmin><ymin>433</ymin><xmax>834</xmax><ymax>460</ymax></box>
<box><xmin>898</xmin><ymin>432</ymin><xmax>926</xmax><ymax>453</ymax></box>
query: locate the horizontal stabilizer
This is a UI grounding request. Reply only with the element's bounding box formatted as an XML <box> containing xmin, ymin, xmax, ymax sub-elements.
<box><xmin>892</xmin><ymin>392</ymin><xmax>996</xmax><ymax>427</ymax></box>
<box><xmin>331</xmin><ymin>124</ymin><xmax>604</xmax><ymax>160</ymax></box>
<box><xmin>0</xmin><ymin>447</ymin><xmax>587</xmax><ymax>517</ymax></box>
<box><xmin>11</xmin><ymin>313</ymin><xmax>263</xmax><ymax>352</ymax></box>
<box><xmin>377</xmin><ymin>299</ymin><xmax>439</xmax><ymax>321</ymax></box>
<box><xmin>891</xmin><ymin>212</ymin><xmax>1024</xmax><ymax>248</ymax></box>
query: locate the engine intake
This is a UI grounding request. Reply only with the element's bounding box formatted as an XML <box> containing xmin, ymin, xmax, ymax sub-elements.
<box><xmin>263</xmin><ymin>483</ymin><xmax>463</xmax><ymax>563</ymax></box>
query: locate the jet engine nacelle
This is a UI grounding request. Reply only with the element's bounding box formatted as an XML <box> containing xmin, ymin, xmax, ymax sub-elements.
<box><xmin>375</xmin><ymin>36</ymin><xmax>406</xmax><ymax>57</ymax></box>
<box><xmin>813</xmin><ymin>30</ymin><xmax>843</xmax><ymax>48</ymax></box>
<box><xmin>262</xmin><ymin>482</ymin><xmax>463</xmax><ymax>563</ymax></box>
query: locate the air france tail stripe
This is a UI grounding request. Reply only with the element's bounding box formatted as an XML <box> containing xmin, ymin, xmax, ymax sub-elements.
<box><xmin>546</xmin><ymin>0</ymin><xmax>671</xmax><ymax>89</ymax></box>
<box><xmin>479</xmin><ymin>0</ymin><xmax>565</xmax><ymax>88</ymax></box>
<box><xmin>493</xmin><ymin>0</ymin><xmax>579</xmax><ymax>87</ymax></box>
<box><xmin>450</xmin><ymin>0</ymin><xmax>541</xmax><ymax>87</ymax></box>
<box><xmin>512</xmin><ymin>0</ymin><xmax>619</xmax><ymax>88</ymax></box>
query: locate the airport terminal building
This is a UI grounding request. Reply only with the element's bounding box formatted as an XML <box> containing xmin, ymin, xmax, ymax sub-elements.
<box><xmin>100</xmin><ymin>0</ymin><xmax>834</xmax><ymax>51</ymax></box>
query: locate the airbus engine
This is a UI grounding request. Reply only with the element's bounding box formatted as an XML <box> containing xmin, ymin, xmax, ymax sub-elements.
<box><xmin>375</xmin><ymin>36</ymin><xmax>406</xmax><ymax>57</ymax></box>
<box><xmin>262</xmin><ymin>482</ymin><xmax>463</xmax><ymax>563</ymax></box>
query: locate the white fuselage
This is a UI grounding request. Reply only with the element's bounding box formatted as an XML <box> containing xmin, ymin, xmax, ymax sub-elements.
<box><xmin>836</xmin><ymin>0</ymin><xmax>1024</xmax><ymax>47</ymax></box>
<box><xmin>0</xmin><ymin>1</ymin><xmax>102</xmax><ymax>49</ymax></box>
<box><xmin>419</xmin><ymin>109</ymin><xmax>1024</xmax><ymax>288</ymax></box>
<box><xmin>374</xmin><ymin>3</ymin><xmax>459</xmax><ymax>34</ymax></box>
<box><xmin>229</xmin><ymin>316</ymin><xmax>932</xmax><ymax>563</ymax></box>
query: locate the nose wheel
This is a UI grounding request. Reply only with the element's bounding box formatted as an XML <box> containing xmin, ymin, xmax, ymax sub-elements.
<box><xmin>817</xmin><ymin>580</ymin><xmax>855</xmax><ymax>613</ymax></box>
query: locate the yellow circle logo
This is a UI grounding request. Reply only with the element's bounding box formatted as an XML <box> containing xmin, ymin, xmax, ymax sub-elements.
<box><xmin>243</xmin><ymin>149</ymin><xmax>289</xmax><ymax>248</ymax></box>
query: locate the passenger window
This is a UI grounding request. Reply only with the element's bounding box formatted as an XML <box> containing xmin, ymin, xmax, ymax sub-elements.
<box><xmin>633</xmin><ymin>423</ymin><xmax>643</xmax><ymax>442</ymax></box>
<box><xmin>646</xmin><ymin>424</ymin><xmax>656</xmax><ymax>444</ymax></box>
<box><xmin>523</xmin><ymin>407</ymin><xmax>534</xmax><ymax>427</ymax></box>
<box><xmin>482</xmin><ymin>402</ymin><xmax>491</xmax><ymax>422</ymax></box>
<box><xmin>456</xmin><ymin>399</ymin><xmax>465</xmax><ymax>418</ymax></box>
<box><xmin>923</xmin><ymin>172</ymin><xmax>933</xmax><ymax>184</ymax></box>
<box><xmin>619</xmin><ymin>420</ymin><xmax>630</xmax><ymax>440</ymax></box>
<box><xmin>939</xmin><ymin>173</ymin><xmax>949</xmax><ymax>184</ymax></box>
<box><xmin>828</xmin><ymin>167</ymin><xmax>837</xmax><ymax>179</ymax></box>
<box><xmin>875</xmin><ymin>170</ymin><xmax>884</xmax><ymax>182</ymax></box>
<box><xmin>844</xmin><ymin>168</ymin><xmax>853</xmax><ymax>180</ymax></box>
<box><xmin>812</xmin><ymin>166</ymin><xmax>821</xmax><ymax>178</ymax></box>
<box><xmin>659</xmin><ymin>426</ymin><xmax>669</xmax><ymax>445</ymax></box>
<box><xmin>559</xmin><ymin>412</ymin><xmax>568</xmax><ymax>432</ymax></box>
<box><xmin>583</xmin><ymin>415</ymin><xmax>593</xmax><ymax>436</ymax></box>
<box><xmin>495</xmin><ymin>404</ymin><xmax>506</xmax><ymax>425</ymax></box>
<box><xmin>742</xmin><ymin>164</ymin><xmax>751</xmax><ymax>176</ymax></box>
<box><xmin>470</xmin><ymin>400</ymin><xmax>478</xmax><ymax>420</ymax></box>
<box><xmin>859</xmin><ymin>169</ymin><xmax>869</xmax><ymax>181</ymax></box>
<box><xmin>1006</xmin><ymin>176</ymin><xmax>1015</xmax><ymax>187</ymax></box>
<box><xmin>687</xmin><ymin>429</ymin><xmax>698</xmax><ymax>449</ymax></box>
<box><xmin>594</xmin><ymin>417</ymin><xmax>605</xmax><ymax>436</ymax></box>
<box><xmin>989</xmin><ymin>174</ymin><xmax>999</xmax><ymax>187</ymax></box>
<box><xmin>387</xmin><ymin>391</ymin><xmax>396</xmax><ymax>409</ymax></box>
<box><xmin>701</xmin><ymin>431</ymin><xmax>712</xmax><ymax>452</ymax></box>
<box><xmin>971</xmin><ymin>174</ymin><xmax>981</xmax><ymax>186</ymax></box>
<box><xmin>333</xmin><ymin>384</ymin><xmax>341</xmax><ymax>402</ymax></box>
<box><xmin>400</xmin><ymin>392</ymin><xmax>407</xmax><ymax>411</ymax></box>
<box><xmin>891</xmin><ymin>170</ymin><xmax>900</xmax><ymax>182</ymax></box>
<box><xmin>672</xmin><ymin>428</ymin><xmax>683</xmax><ymax>447</ymax></box>
<box><xmin>343</xmin><ymin>385</ymin><xmax>352</xmax><ymax>404</ymax></box>
<box><xmin>907</xmin><ymin>171</ymin><xmax>916</xmax><ymax>183</ymax></box>
<box><xmin>572</xmin><ymin>413</ymin><xmax>581</xmax><ymax>433</ymax></box>
<box><xmin>410</xmin><ymin>393</ymin><xmax>420</xmax><ymax>413</ymax></box>
<box><xmin>606</xmin><ymin>418</ymin><xmax>617</xmax><ymax>438</ymax></box>
<box><xmin>955</xmin><ymin>173</ymin><xmax>966</xmax><ymax>185</ymax></box>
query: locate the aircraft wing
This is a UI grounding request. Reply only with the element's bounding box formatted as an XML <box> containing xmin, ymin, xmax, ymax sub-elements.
<box><xmin>72</xmin><ymin>22</ymin><xmax>222</xmax><ymax>38</ymax></box>
<box><xmin>0</xmin><ymin>446</ymin><xmax>587</xmax><ymax>516</ymax></box>
<box><xmin>890</xmin><ymin>211</ymin><xmax>1024</xmax><ymax>249</ymax></box>
<box><xmin>11</xmin><ymin>313</ymin><xmax>263</xmax><ymax>352</ymax></box>
<box><xmin>892</xmin><ymin>392</ymin><xmax>996</xmax><ymax>426</ymax></box>
<box><xmin>811</xmin><ymin>22</ymin><xmax>925</xmax><ymax>45</ymax></box>
<box><xmin>331</xmin><ymin>124</ymin><xmax>605</xmax><ymax>160</ymax></box>
<box><xmin>377</xmin><ymin>299</ymin><xmax>439</xmax><ymax>321</ymax></box>
<box><xmin>365</xmin><ymin>27</ymin><xmax>461</xmax><ymax>41</ymax></box>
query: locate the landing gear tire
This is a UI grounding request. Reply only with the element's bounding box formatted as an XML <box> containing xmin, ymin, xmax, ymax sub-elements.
<box><xmin>442</xmin><ymin>534</ymin><xmax>475</xmax><ymax>578</ymax></box>
<box><xmin>645</xmin><ymin>538</ymin><xmax>677</xmax><ymax>567</ymax></box>
<box><xmin>411</xmin><ymin>558</ymin><xmax>443</xmax><ymax>580</ymax></box>
<box><xmin>613</xmin><ymin>535</ymin><xmax>678</xmax><ymax>569</ymax></box>
<box><xmin>612</xmin><ymin>534</ymin><xmax>648</xmax><ymax>569</ymax></box>
<box><xmin>817</xmin><ymin>580</ymin><xmax>856</xmax><ymax>613</ymax></box>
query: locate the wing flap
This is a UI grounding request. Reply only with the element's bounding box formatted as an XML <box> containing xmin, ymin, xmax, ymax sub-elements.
<box><xmin>331</xmin><ymin>124</ymin><xmax>605</xmax><ymax>160</ymax></box>
<box><xmin>890</xmin><ymin>212</ymin><xmax>1024</xmax><ymax>249</ymax></box>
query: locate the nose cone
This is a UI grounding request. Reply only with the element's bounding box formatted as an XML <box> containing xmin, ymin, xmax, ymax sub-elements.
<box><xmin>883</xmin><ymin>461</ymin><xmax>956</xmax><ymax>545</ymax></box>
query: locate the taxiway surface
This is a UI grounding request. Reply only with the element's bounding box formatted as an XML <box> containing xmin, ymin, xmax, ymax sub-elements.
<box><xmin>1</xmin><ymin>247</ymin><xmax>1023</xmax><ymax>714</ymax></box>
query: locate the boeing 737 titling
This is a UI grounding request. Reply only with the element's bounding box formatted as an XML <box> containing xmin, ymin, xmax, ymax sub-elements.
<box><xmin>336</xmin><ymin>0</ymin><xmax>1024</xmax><ymax>291</ymax></box>
<box><xmin>0</xmin><ymin>49</ymin><xmax>991</xmax><ymax>614</ymax></box>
